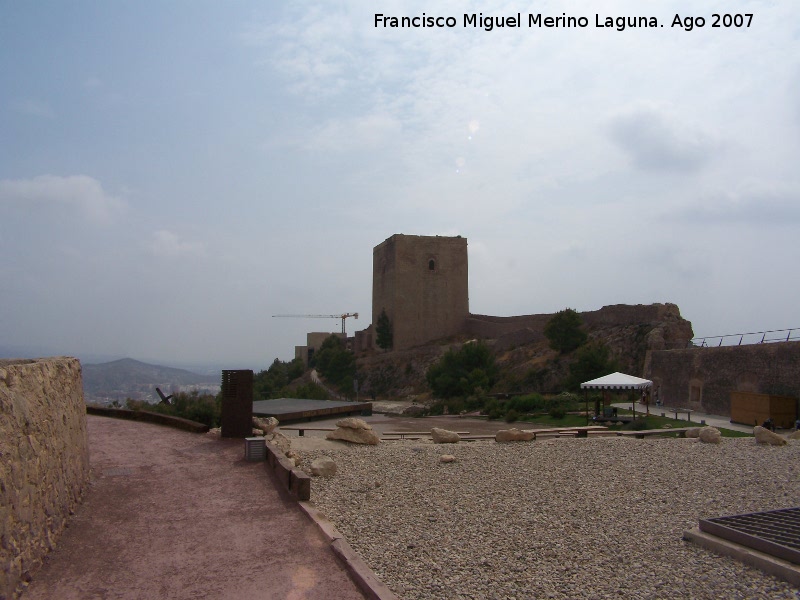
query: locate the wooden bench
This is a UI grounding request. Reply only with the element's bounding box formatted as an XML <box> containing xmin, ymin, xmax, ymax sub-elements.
<box><xmin>667</xmin><ymin>408</ymin><xmax>694</xmax><ymax>421</ymax></box>
<box><xmin>616</xmin><ymin>427</ymin><xmax>692</xmax><ymax>439</ymax></box>
<box><xmin>521</xmin><ymin>426</ymin><xmax>608</xmax><ymax>439</ymax></box>
<box><xmin>279</xmin><ymin>426</ymin><xmax>336</xmax><ymax>437</ymax></box>
<box><xmin>382</xmin><ymin>431</ymin><xmax>470</xmax><ymax>439</ymax></box>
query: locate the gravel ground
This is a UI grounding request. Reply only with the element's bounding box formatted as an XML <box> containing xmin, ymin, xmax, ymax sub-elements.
<box><xmin>304</xmin><ymin>437</ymin><xmax>800</xmax><ymax>599</ymax></box>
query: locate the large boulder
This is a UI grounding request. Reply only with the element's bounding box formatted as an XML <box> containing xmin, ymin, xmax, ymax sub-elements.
<box><xmin>698</xmin><ymin>426</ymin><xmax>722</xmax><ymax>444</ymax></box>
<box><xmin>326</xmin><ymin>419</ymin><xmax>380</xmax><ymax>445</ymax></box>
<box><xmin>335</xmin><ymin>417</ymin><xmax>371</xmax><ymax>430</ymax></box>
<box><xmin>310</xmin><ymin>456</ymin><xmax>337</xmax><ymax>477</ymax></box>
<box><xmin>754</xmin><ymin>426</ymin><xmax>787</xmax><ymax>446</ymax></box>
<box><xmin>253</xmin><ymin>416</ymin><xmax>279</xmax><ymax>435</ymax></box>
<box><xmin>431</xmin><ymin>427</ymin><xmax>460</xmax><ymax>444</ymax></box>
<box><xmin>786</xmin><ymin>430</ymin><xmax>800</xmax><ymax>440</ymax></box>
<box><xmin>495</xmin><ymin>428</ymin><xmax>535</xmax><ymax>442</ymax></box>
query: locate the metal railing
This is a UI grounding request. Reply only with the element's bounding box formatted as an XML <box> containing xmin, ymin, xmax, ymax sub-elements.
<box><xmin>690</xmin><ymin>327</ymin><xmax>800</xmax><ymax>348</ymax></box>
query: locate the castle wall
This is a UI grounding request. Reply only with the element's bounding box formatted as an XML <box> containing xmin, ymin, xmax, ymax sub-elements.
<box><xmin>0</xmin><ymin>357</ymin><xmax>89</xmax><ymax>599</ymax></box>
<box><xmin>466</xmin><ymin>303</ymin><xmax>690</xmax><ymax>350</ymax></box>
<box><xmin>647</xmin><ymin>342</ymin><xmax>800</xmax><ymax>418</ymax></box>
<box><xmin>373</xmin><ymin>234</ymin><xmax>469</xmax><ymax>350</ymax></box>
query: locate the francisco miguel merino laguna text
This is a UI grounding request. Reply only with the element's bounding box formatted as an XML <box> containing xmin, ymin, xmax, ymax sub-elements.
<box><xmin>375</xmin><ymin>13</ymin><xmax>725</xmax><ymax>32</ymax></box>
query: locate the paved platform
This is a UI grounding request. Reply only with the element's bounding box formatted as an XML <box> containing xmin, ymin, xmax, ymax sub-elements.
<box><xmin>252</xmin><ymin>398</ymin><xmax>372</xmax><ymax>423</ymax></box>
<box><xmin>20</xmin><ymin>416</ymin><xmax>366</xmax><ymax>600</ymax></box>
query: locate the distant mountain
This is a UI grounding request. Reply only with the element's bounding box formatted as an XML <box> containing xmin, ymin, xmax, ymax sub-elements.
<box><xmin>82</xmin><ymin>358</ymin><xmax>221</xmax><ymax>405</ymax></box>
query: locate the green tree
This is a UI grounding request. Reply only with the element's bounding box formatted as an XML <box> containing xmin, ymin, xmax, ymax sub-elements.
<box><xmin>375</xmin><ymin>308</ymin><xmax>393</xmax><ymax>350</ymax></box>
<box><xmin>564</xmin><ymin>341</ymin><xmax>619</xmax><ymax>391</ymax></box>
<box><xmin>253</xmin><ymin>357</ymin><xmax>306</xmax><ymax>399</ymax></box>
<box><xmin>426</xmin><ymin>341</ymin><xmax>498</xmax><ymax>399</ymax></box>
<box><xmin>313</xmin><ymin>335</ymin><xmax>356</xmax><ymax>392</ymax></box>
<box><xmin>544</xmin><ymin>308</ymin><xmax>588</xmax><ymax>353</ymax></box>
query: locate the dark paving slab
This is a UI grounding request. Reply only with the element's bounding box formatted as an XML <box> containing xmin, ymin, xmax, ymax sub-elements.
<box><xmin>253</xmin><ymin>398</ymin><xmax>371</xmax><ymax>422</ymax></box>
<box><xmin>21</xmin><ymin>416</ymin><xmax>366</xmax><ymax>600</ymax></box>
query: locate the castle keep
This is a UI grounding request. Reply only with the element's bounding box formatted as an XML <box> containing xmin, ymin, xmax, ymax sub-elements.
<box><xmin>372</xmin><ymin>234</ymin><xmax>469</xmax><ymax>351</ymax></box>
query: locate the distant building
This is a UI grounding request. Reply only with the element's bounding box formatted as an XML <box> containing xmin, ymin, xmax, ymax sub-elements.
<box><xmin>295</xmin><ymin>332</ymin><xmax>347</xmax><ymax>366</ymax></box>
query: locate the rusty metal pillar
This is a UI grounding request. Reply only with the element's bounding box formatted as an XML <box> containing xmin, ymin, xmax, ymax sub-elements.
<box><xmin>220</xmin><ymin>370</ymin><xmax>253</xmax><ymax>438</ymax></box>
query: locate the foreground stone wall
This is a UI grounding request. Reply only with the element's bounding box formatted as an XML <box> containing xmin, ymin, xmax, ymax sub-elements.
<box><xmin>0</xmin><ymin>357</ymin><xmax>89</xmax><ymax>599</ymax></box>
<box><xmin>647</xmin><ymin>342</ymin><xmax>800</xmax><ymax>417</ymax></box>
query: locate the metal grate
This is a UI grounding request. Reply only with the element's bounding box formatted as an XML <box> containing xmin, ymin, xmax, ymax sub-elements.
<box><xmin>699</xmin><ymin>507</ymin><xmax>800</xmax><ymax>565</ymax></box>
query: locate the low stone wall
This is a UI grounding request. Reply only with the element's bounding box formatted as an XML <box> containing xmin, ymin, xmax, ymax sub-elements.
<box><xmin>647</xmin><ymin>342</ymin><xmax>800</xmax><ymax>417</ymax></box>
<box><xmin>0</xmin><ymin>357</ymin><xmax>89</xmax><ymax>599</ymax></box>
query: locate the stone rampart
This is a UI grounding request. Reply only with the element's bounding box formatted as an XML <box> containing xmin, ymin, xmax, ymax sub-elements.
<box><xmin>0</xmin><ymin>357</ymin><xmax>89</xmax><ymax>599</ymax></box>
<box><xmin>647</xmin><ymin>342</ymin><xmax>800</xmax><ymax>418</ymax></box>
<box><xmin>466</xmin><ymin>303</ymin><xmax>691</xmax><ymax>350</ymax></box>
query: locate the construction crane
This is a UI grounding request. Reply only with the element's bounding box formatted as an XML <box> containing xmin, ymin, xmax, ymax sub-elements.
<box><xmin>272</xmin><ymin>313</ymin><xmax>359</xmax><ymax>334</ymax></box>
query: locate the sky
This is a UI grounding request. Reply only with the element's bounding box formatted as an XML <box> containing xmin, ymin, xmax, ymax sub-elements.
<box><xmin>1</xmin><ymin>1</ymin><xmax>798</xmax><ymax>371</ymax></box>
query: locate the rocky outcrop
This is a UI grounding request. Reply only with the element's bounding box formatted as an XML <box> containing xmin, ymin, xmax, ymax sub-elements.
<box><xmin>326</xmin><ymin>418</ymin><xmax>380</xmax><ymax>445</ymax></box>
<box><xmin>268</xmin><ymin>432</ymin><xmax>292</xmax><ymax>455</ymax></box>
<box><xmin>495</xmin><ymin>428</ymin><xmax>535</xmax><ymax>442</ymax></box>
<box><xmin>754</xmin><ymin>426</ymin><xmax>787</xmax><ymax>446</ymax></box>
<box><xmin>431</xmin><ymin>428</ymin><xmax>460</xmax><ymax>444</ymax></box>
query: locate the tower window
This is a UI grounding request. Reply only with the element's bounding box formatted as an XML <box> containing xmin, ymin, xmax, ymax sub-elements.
<box><xmin>428</xmin><ymin>259</ymin><xmax>436</xmax><ymax>271</ymax></box>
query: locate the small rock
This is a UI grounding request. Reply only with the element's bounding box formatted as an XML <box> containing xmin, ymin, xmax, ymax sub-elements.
<box><xmin>310</xmin><ymin>456</ymin><xmax>337</xmax><ymax>477</ymax></box>
<box><xmin>685</xmin><ymin>427</ymin><xmax>702</xmax><ymax>438</ymax></box>
<box><xmin>440</xmin><ymin>454</ymin><xmax>457</xmax><ymax>463</ymax></box>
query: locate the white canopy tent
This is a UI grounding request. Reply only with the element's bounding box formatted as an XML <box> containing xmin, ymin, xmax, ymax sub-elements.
<box><xmin>580</xmin><ymin>372</ymin><xmax>653</xmax><ymax>421</ymax></box>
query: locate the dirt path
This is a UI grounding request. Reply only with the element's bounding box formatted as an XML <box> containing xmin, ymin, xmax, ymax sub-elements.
<box><xmin>21</xmin><ymin>416</ymin><xmax>365</xmax><ymax>600</ymax></box>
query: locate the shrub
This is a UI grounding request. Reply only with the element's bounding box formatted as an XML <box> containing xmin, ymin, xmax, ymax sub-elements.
<box><xmin>426</xmin><ymin>341</ymin><xmax>498</xmax><ymax>399</ymax></box>
<box><xmin>505</xmin><ymin>409</ymin><xmax>520</xmax><ymax>423</ymax></box>
<box><xmin>628</xmin><ymin>418</ymin><xmax>649</xmax><ymax>431</ymax></box>
<box><xmin>548</xmin><ymin>406</ymin><xmax>566</xmax><ymax>419</ymax></box>
<box><xmin>507</xmin><ymin>393</ymin><xmax>547</xmax><ymax>414</ymax></box>
<box><xmin>126</xmin><ymin>391</ymin><xmax>221</xmax><ymax>428</ymax></box>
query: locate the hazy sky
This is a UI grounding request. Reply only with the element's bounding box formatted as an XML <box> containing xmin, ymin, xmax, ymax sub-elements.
<box><xmin>1</xmin><ymin>1</ymin><xmax>798</xmax><ymax>370</ymax></box>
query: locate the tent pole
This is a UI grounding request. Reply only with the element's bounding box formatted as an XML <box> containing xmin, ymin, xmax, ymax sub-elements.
<box><xmin>584</xmin><ymin>389</ymin><xmax>588</xmax><ymax>425</ymax></box>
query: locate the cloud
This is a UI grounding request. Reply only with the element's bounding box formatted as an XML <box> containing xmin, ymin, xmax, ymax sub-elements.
<box><xmin>668</xmin><ymin>185</ymin><xmax>800</xmax><ymax>227</ymax></box>
<box><xmin>11</xmin><ymin>98</ymin><xmax>55</xmax><ymax>119</ymax></box>
<box><xmin>0</xmin><ymin>175</ymin><xmax>124</xmax><ymax>224</ymax></box>
<box><xmin>147</xmin><ymin>230</ymin><xmax>206</xmax><ymax>258</ymax></box>
<box><xmin>608</xmin><ymin>106</ymin><xmax>716</xmax><ymax>173</ymax></box>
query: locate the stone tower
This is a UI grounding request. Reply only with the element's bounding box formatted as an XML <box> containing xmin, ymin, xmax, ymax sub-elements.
<box><xmin>372</xmin><ymin>234</ymin><xmax>469</xmax><ymax>350</ymax></box>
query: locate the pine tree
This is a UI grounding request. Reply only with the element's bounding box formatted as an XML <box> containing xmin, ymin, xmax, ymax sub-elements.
<box><xmin>376</xmin><ymin>308</ymin><xmax>393</xmax><ymax>351</ymax></box>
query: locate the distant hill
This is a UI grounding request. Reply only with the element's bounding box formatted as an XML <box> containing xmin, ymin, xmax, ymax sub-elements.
<box><xmin>83</xmin><ymin>358</ymin><xmax>221</xmax><ymax>405</ymax></box>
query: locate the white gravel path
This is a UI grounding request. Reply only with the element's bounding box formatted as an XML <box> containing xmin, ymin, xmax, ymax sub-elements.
<box><xmin>305</xmin><ymin>437</ymin><xmax>800</xmax><ymax>599</ymax></box>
